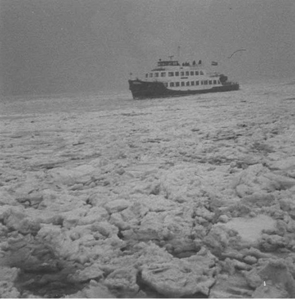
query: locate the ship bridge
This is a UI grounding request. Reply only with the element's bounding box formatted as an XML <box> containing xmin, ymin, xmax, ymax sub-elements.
<box><xmin>157</xmin><ymin>59</ymin><xmax>180</xmax><ymax>67</ymax></box>
<box><xmin>155</xmin><ymin>58</ymin><xmax>204</xmax><ymax>70</ymax></box>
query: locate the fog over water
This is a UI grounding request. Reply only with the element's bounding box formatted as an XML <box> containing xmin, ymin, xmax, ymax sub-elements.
<box><xmin>1</xmin><ymin>0</ymin><xmax>295</xmax><ymax>96</ymax></box>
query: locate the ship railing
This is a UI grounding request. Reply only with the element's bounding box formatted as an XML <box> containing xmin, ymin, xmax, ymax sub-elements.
<box><xmin>208</xmin><ymin>72</ymin><xmax>220</xmax><ymax>77</ymax></box>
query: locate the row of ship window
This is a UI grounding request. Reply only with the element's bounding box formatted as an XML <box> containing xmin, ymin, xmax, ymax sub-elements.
<box><xmin>165</xmin><ymin>79</ymin><xmax>220</xmax><ymax>87</ymax></box>
<box><xmin>146</xmin><ymin>70</ymin><xmax>205</xmax><ymax>78</ymax></box>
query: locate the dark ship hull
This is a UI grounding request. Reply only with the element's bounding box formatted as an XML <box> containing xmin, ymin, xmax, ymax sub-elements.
<box><xmin>128</xmin><ymin>79</ymin><xmax>240</xmax><ymax>100</ymax></box>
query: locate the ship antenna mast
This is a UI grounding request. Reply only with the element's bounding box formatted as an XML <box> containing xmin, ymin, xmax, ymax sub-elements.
<box><xmin>177</xmin><ymin>46</ymin><xmax>180</xmax><ymax>62</ymax></box>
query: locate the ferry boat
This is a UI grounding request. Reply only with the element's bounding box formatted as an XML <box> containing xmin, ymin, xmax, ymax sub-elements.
<box><xmin>128</xmin><ymin>57</ymin><xmax>239</xmax><ymax>99</ymax></box>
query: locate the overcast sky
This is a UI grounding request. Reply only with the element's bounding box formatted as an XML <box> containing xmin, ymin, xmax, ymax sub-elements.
<box><xmin>1</xmin><ymin>0</ymin><xmax>295</xmax><ymax>96</ymax></box>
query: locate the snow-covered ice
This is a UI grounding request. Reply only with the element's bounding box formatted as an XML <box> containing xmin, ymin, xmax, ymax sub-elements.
<box><xmin>1</xmin><ymin>80</ymin><xmax>295</xmax><ymax>297</ymax></box>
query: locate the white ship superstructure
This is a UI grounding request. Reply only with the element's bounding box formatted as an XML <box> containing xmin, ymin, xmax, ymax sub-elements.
<box><xmin>145</xmin><ymin>59</ymin><xmax>222</xmax><ymax>91</ymax></box>
<box><xmin>128</xmin><ymin>57</ymin><xmax>239</xmax><ymax>99</ymax></box>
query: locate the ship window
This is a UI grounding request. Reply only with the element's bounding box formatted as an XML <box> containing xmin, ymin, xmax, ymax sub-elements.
<box><xmin>170</xmin><ymin>82</ymin><xmax>174</xmax><ymax>87</ymax></box>
<box><xmin>186</xmin><ymin>81</ymin><xmax>190</xmax><ymax>86</ymax></box>
<box><xmin>186</xmin><ymin>71</ymin><xmax>189</xmax><ymax>76</ymax></box>
<box><xmin>195</xmin><ymin>71</ymin><xmax>199</xmax><ymax>76</ymax></box>
<box><xmin>161</xmin><ymin>72</ymin><xmax>166</xmax><ymax>77</ymax></box>
<box><xmin>181</xmin><ymin>82</ymin><xmax>185</xmax><ymax>86</ymax></box>
<box><xmin>201</xmin><ymin>81</ymin><xmax>203</xmax><ymax>85</ymax></box>
<box><xmin>200</xmin><ymin>71</ymin><xmax>204</xmax><ymax>75</ymax></box>
<box><xmin>181</xmin><ymin>71</ymin><xmax>185</xmax><ymax>76</ymax></box>
<box><xmin>176</xmin><ymin>82</ymin><xmax>180</xmax><ymax>87</ymax></box>
<box><xmin>204</xmin><ymin>80</ymin><xmax>208</xmax><ymax>85</ymax></box>
<box><xmin>175</xmin><ymin>72</ymin><xmax>179</xmax><ymax>76</ymax></box>
<box><xmin>191</xmin><ymin>81</ymin><xmax>195</xmax><ymax>86</ymax></box>
<box><xmin>190</xmin><ymin>71</ymin><xmax>194</xmax><ymax>76</ymax></box>
<box><xmin>196</xmin><ymin>81</ymin><xmax>199</xmax><ymax>85</ymax></box>
<box><xmin>155</xmin><ymin>73</ymin><xmax>159</xmax><ymax>77</ymax></box>
<box><xmin>209</xmin><ymin>80</ymin><xmax>212</xmax><ymax>85</ymax></box>
<box><xmin>168</xmin><ymin>72</ymin><xmax>174</xmax><ymax>77</ymax></box>
<box><xmin>149</xmin><ymin>73</ymin><xmax>153</xmax><ymax>77</ymax></box>
<box><xmin>145</xmin><ymin>73</ymin><xmax>148</xmax><ymax>78</ymax></box>
<box><xmin>213</xmin><ymin>80</ymin><xmax>217</xmax><ymax>84</ymax></box>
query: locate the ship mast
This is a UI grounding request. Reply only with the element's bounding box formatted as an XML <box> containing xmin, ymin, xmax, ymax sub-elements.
<box><xmin>177</xmin><ymin>46</ymin><xmax>181</xmax><ymax>62</ymax></box>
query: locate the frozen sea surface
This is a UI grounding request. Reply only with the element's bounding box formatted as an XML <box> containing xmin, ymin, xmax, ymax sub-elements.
<box><xmin>1</xmin><ymin>79</ymin><xmax>295</xmax><ymax>298</ymax></box>
<box><xmin>0</xmin><ymin>79</ymin><xmax>293</xmax><ymax>115</ymax></box>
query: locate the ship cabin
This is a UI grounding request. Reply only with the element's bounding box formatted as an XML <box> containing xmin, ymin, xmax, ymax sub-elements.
<box><xmin>144</xmin><ymin>58</ymin><xmax>222</xmax><ymax>90</ymax></box>
<box><xmin>157</xmin><ymin>59</ymin><xmax>180</xmax><ymax>67</ymax></box>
